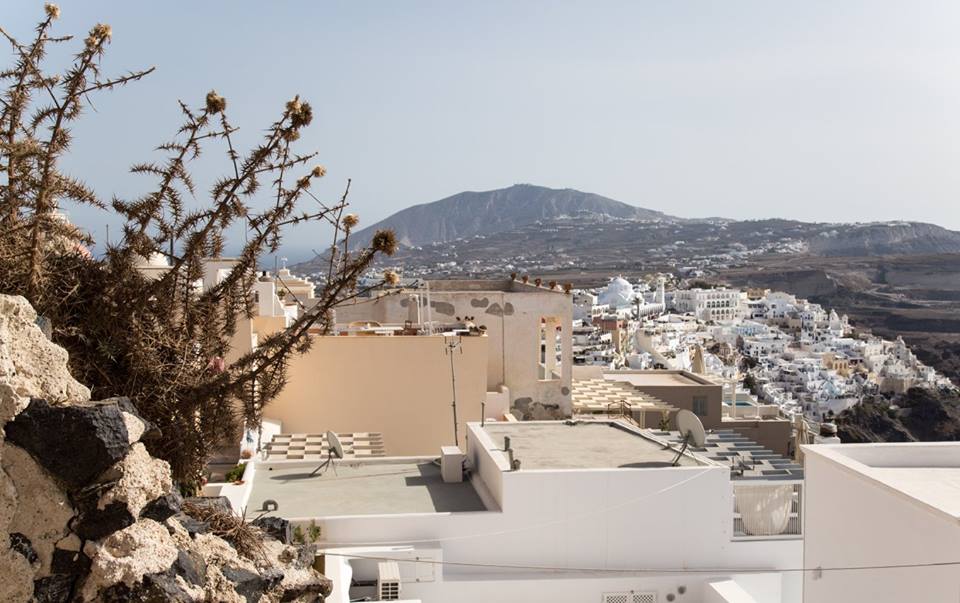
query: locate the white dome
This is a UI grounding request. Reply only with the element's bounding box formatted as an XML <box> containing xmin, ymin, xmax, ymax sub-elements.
<box><xmin>599</xmin><ymin>276</ymin><xmax>634</xmax><ymax>308</ymax></box>
<box><xmin>135</xmin><ymin>252</ymin><xmax>170</xmax><ymax>268</ymax></box>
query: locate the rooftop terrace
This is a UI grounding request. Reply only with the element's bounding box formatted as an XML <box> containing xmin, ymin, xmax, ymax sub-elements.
<box><xmin>604</xmin><ymin>370</ymin><xmax>715</xmax><ymax>387</ymax></box>
<box><xmin>247</xmin><ymin>461</ymin><xmax>487</xmax><ymax>517</ymax></box>
<box><xmin>806</xmin><ymin>443</ymin><xmax>960</xmax><ymax>520</ymax></box>
<box><xmin>654</xmin><ymin>428</ymin><xmax>804</xmax><ymax>480</ymax></box>
<box><xmin>482</xmin><ymin>421</ymin><xmax>702</xmax><ymax>469</ymax></box>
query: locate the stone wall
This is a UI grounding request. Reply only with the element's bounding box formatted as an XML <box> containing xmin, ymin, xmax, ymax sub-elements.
<box><xmin>0</xmin><ymin>295</ymin><xmax>330</xmax><ymax>602</ymax></box>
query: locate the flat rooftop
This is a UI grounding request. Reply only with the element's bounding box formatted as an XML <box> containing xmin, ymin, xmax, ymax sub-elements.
<box><xmin>248</xmin><ymin>461</ymin><xmax>486</xmax><ymax>517</ymax></box>
<box><xmin>604</xmin><ymin>371</ymin><xmax>713</xmax><ymax>387</ymax></box>
<box><xmin>805</xmin><ymin>443</ymin><xmax>960</xmax><ymax>520</ymax></box>
<box><xmin>482</xmin><ymin>422</ymin><xmax>701</xmax><ymax>469</ymax></box>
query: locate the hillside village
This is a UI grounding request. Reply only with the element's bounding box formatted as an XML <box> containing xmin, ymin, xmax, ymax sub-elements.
<box><xmin>4</xmin><ymin>5</ymin><xmax>960</xmax><ymax>602</ymax></box>
<box><xmin>62</xmin><ymin>255</ymin><xmax>950</xmax><ymax>603</ymax></box>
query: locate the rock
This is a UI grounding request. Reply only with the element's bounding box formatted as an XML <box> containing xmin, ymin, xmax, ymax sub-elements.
<box><xmin>252</xmin><ymin>515</ymin><xmax>292</xmax><ymax>544</ymax></box>
<box><xmin>51</xmin><ymin>547</ymin><xmax>91</xmax><ymax>576</ymax></box>
<box><xmin>9</xmin><ymin>532</ymin><xmax>38</xmax><ymax>565</ymax></box>
<box><xmin>100</xmin><ymin>571</ymin><xmax>201</xmax><ymax>603</ymax></box>
<box><xmin>33</xmin><ymin>574</ymin><xmax>75</xmax><ymax>603</ymax></box>
<box><xmin>222</xmin><ymin>564</ymin><xmax>283</xmax><ymax>602</ymax></box>
<box><xmin>173</xmin><ymin>513</ymin><xmax>210</xmax><ymax>538</ymax></box>
<box><xmin>0</xmin><ymin>295</ymin><xmax>336</xmax><ymax>603</ymax></box>
<box><xmin>0</xmin><ymin>548</ymin><xmax>35</xmax><ymax>602</ymax></box>
<box><xmin>97</xmin><ymin>443</ymin><xmax>172</xmax><ymax>519</ymax></box>
<box><xmin>99</xmin><ymin>397</ymin><xmax>161</xmax><ymax>443</ymax></box>
<box><xmin>173</xmin><ymin>549</ymin><xmax>207</xmax><ymax>586</ymax></box>
<box><xmin>278</xmin><ymin>568</ymin><xmax>333</xmax><ymax>601</ymax></box>
<box><xmin>4</xmin><ymin>398</ymin><xmax>130</xmax><ymax>489</ymax></box>
<box><xmin>81</xmin><ymin>519</ymin><xmax>180</xmax><ymax>601</ymax></box>
<box><xmin>0</xmin><ymin>465</ymin><xmax>17</xmax><ymax>532</ymax></box>
<box><xmin>141</xmin><ymin>491</ymin><xmax>183</xmax><ymax>522</ymax></box>
<box><xmin>1</xmin><ymin>443</ymin><xmax>73</xmax><ymax>575</ymax></box>
<box><xmin>184</xmin><ymin>495</ymin><xmax>233</xmax><ymax>514</ymax></box>
<box><xmin>0</xmin><ymin>295</ymin><xmax>90</xmax><ymax>415</ymax></box>
<box><xmin>267</xmin><ymin>541</ymin><xmax>331</xmax><ymax>601</ymax></box>
<box><xmin>73</xmin><ymin>499</ymin><xmax>135</xmax><ymax>541</ymax></box>
<box><xmin>71</xmin><ymin>477</ymin><xmax>134</xmax><ymax>540</ymax></box>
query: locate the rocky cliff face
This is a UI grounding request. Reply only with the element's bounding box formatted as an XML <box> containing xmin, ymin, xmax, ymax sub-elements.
<box><xmin>0</xmin><ymin>295</ymin><xmax>330</xmax><ymax>602</ymax></box>
<box><xmin>837</xmin><ymin>388</ymin><xmax>960</xmax><ymax>444</ymax></box>
<box><xmin>807</xmin><ymin>222</ymin><xmax>960</xmax><ymax>257</ymax></box>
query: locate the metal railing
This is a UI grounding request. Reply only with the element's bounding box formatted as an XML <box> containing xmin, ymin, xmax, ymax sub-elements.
<box><xmin>732</xmin><ymin>481</ymin><xmax>802</xmax><ymax>540</ymax></box>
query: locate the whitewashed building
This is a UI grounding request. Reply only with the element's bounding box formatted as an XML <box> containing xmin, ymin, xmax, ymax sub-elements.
<box><xmin>673</xmin><ymin>288</ymin><xmax>744</xmax><ymax>322</ymax></box>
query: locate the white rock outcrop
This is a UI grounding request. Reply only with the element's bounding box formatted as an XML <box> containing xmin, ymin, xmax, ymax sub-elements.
<box><xmin>97</xmin><ymin>442</ymin><xmax>172</xmax><ymax>518</ymax></box>
<box><xmin>0</xmin><ymin>295</ymin><xmax>89</xmax><ymax>417</ymax></box>
<box><xmin>81</xmin><ymin>519</ymin><xmax>180</xmax><ymax>600</ymax></box>
<box><xmin>0</xmin><ymin>293</ymin><xmax>332</xmax><ymax>601</ymax></box>
<box><xmin>1</xmin><ymin>443</ymin><xmax>74</xmax><ymax>574</ymax></box>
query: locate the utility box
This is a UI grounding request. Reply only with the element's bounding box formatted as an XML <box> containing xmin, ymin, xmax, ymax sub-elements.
<box><xmin>440</xmin><ymin>445</ymin><xmax>465</xmax><ymax>483</ymax></box>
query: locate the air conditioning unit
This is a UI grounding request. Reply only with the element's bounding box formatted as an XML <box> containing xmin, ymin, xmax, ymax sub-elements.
<box><xmin>602</xmin><ymin>592</ymin><xmax>657</xmax><ymax>603</ymax></box>
<box><xmin>377</xmin><ymin>561</ymin><xmax>401</xmax><ymax>601</ymax></box>
<box><xmin>440</xmin><ymin>445</ymin><xmax>465</xmax><ymax>483</ymax></box>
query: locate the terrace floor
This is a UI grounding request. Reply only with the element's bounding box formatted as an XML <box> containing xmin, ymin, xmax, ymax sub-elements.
<box><xmin>483</xmin><ymin>421</ymin><xmax>702</xmax><ymax>470</ymax></box>
<box><xmin>248</xmin><ymin>461</ymin><xmax>487</xmax><ymax>517</ymax></box>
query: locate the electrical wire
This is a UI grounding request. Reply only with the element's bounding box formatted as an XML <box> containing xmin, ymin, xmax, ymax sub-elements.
<box><xmin>314</xmin><ymin>468</ymin><xmax>713</xmax><ymax>547</ymax></box>
<box><xmin>320</xmin><ymin>551</ymin><xmax>960</xmax><ymax>576</ymax></box>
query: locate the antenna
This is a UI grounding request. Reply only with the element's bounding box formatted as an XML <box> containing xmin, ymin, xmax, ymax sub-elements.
<box><xmin>310</xmin><ymin>430</ymin><xmax>344</xmax><ymax>477</ymax></box>
<box><xmin>444</xmin><ymin>336</ymin><xmax>463</xmax><ymax>447</ymax></box>
<box><xmin>671</xmin><ymin>409</ymin><xmax>706</xmax><ymax>466</ymax></box>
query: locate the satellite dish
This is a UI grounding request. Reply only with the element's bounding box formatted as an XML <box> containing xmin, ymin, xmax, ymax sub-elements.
<box><xmin>676</xmin><ymin>410</ymin><xmax>706</xmax><ymax>448</ymax></box>
<box><xmin>672</xmin><ymin>409</ymin><xmax>706</xmax><ymax>466</ymax></box>
<box><xmin>310</xmin><ymin>431</ymin><xmax>344</xmax><ymax>477</ymax></box>
<box><xmin>326</xmin><ymin>430</ymin><xmax>344</xmax><ymax>460</ymax></box>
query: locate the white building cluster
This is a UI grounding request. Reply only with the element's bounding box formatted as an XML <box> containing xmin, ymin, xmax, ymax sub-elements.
<box><xmin>567</xmin><ymin>279</ymin><xmax>955</xmax><ymax>423</ymax></box>
<box><xmin>173</xmin><ymin>262</ymin><xmax>959</xmax><ymax>603</ymax></box>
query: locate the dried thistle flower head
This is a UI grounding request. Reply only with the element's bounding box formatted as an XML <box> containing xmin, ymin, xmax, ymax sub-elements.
<box><xmin>45</xmin><ymin>3</ymin><xmax>60</xmax><ymax>19</ymax></box>
<box><xmin>311</xmin><ymin>165</ymin><xmax>326</xmax><ymax>178</ymax></box>
<box><xmin>205</xmin><ymin>90</ymin><xmax>227</xmax><ymax>114</ymax></box>
<box><xmin>282</xmin><ymin>130</ymin><xmax>300</xmax><ymax>142</ymax></box>
<box><xmin>383</xmin><ymin>270</ymin><xmax>400</xmax><ymax>285</ymax></box>
<box><xmin>371</xmin><ymin>230</ymin><xmax>397</xmax><ymax>256</ymax></box>
<box><xmin>342</xmin><ymin>214</ymin><xmax>359</xmax><ymax>229</ymax></box>
<box><xmin>286</xmin><ymin>96</ymin><xmax>313</xmax><ymax>129</ymax></box>
<box><xmin>86</xmin><ymin>23</ymin><xmax>112</xmax><ymax>47</ymax></box>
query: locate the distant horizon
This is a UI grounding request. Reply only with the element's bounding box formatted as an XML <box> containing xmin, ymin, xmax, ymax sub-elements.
<box><xmin>7</xmin><ymin>0</ymin><xmax>960</xmax><ymax>260</ymax></box>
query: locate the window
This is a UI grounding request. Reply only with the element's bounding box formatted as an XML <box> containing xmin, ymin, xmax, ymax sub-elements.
<box><xmin>693</xmin><ymin>396</ymin><xmax>708</xmax><ymax>417</ymax></box>
<box><xmin>538</xmin><ymin>316</ymin><xmax>563</xmax><ymax>380</ymax></box>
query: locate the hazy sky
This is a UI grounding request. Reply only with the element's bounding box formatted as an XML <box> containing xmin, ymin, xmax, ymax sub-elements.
<box><xmin>7</xmin><ymin>1</ymin><xmax>960</xmax><ymax>259</ymax></box>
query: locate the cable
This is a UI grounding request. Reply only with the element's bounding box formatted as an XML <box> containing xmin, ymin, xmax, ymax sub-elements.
<box><xmin>319</xmin><ymin>551</ymin><xmax>960</xmax><ymax>576</ymax></box>
<box><xmin>314</xmin><ymin>468</ymin><xmax>713</xmax><ymax>547</ymax></box>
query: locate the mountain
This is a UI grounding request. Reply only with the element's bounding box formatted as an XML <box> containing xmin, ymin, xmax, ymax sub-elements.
<box><xmin>350</xmin><ymin>184</ymin><xmax>669</xmax><ymax>247</ymax></box>
<box><xmin>806</xmin><ymin>221</ymin><xmax>960</xmax><ymax>256</ymax></box>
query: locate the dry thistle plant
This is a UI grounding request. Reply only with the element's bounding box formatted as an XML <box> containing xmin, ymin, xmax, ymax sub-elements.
<box><xmin>0</xmin><ymin>6</ymin><xmax>397</xmax><ymax>488</ymax></box>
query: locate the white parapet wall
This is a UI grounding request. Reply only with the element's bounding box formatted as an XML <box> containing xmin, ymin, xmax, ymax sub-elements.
<box><xmin>803</xmin><ymin>443</ymin><xmax>960</xmax><ymax>603</ymax></box>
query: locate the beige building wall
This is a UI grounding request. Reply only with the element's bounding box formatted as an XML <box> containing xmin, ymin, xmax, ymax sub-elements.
<box><xmin>334</xmin><ymin>280</ymin><xmax>574</xmax><ymax>418</ymax></box>
<box><xmin>264</xmin><ymin>334</ymin><xmax>488</xmax><ymax>456</ymax></box>
<box><xmin>618</xmin><ymin>371</ymin><xmax>725</xmax><ymax>430</ymax></box>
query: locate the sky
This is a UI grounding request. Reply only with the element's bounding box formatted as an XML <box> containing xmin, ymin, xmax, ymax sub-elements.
<box><xmin>7</xmin><ymin>1</ymin><xmax>960</xmax><ymax>260</ymax></box>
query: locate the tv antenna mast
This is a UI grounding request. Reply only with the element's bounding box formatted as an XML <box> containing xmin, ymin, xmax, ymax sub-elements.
<box><xmin>444</xmin><ymin>335</ymin><xmax>463</xmax><ymax>447</ymax></box>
